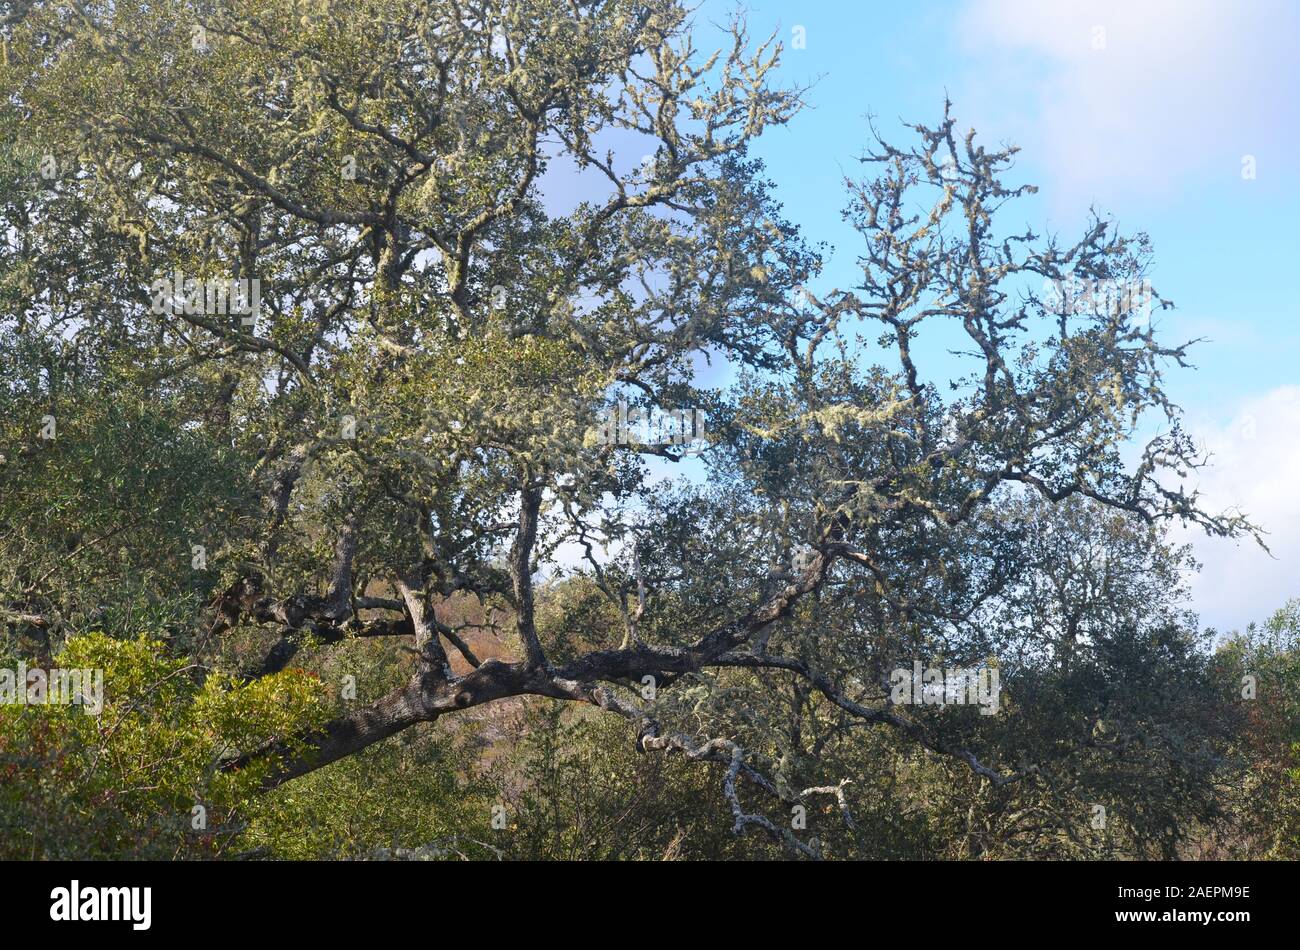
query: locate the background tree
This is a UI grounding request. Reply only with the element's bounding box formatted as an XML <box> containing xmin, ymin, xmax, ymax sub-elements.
<box><xmin>1205</xmin><ymin>602</ymin><xmax>1300</xmax><ymax>859</ymax></box>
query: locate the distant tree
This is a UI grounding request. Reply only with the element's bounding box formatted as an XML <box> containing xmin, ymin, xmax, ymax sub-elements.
<box><xmin>1208</xmin><ymin>601</ymin><xmax>1300</xmax><ymax>859</ymax></box>
<box><xmin>610</xmin><ymin>491</ymin><xmax>1241</xmax><ymax>859</ymax></box>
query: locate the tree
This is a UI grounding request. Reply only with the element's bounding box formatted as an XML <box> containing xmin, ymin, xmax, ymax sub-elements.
<box><xmin>1208</xmin><ymin>601</ymin><xmax>1300</xmax><ymax>859</ymax></box>
<box><xmin>0</xmin><ymin>0</ymin><xmax>1254</xmax><ymax>857</ymax></box>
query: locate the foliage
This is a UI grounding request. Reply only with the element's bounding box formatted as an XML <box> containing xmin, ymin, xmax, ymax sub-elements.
<box><xmin>0</xmin><ymin>632</ymin><xmax>326</xmax><ymax>858</ymax></box>
<box><xmin>0</xmin><ymin>0</ymin><xmax>1287</xmax><ymax>860</ymax></box>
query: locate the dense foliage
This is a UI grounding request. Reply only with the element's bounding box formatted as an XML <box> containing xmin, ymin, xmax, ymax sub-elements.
<box><xmin>1</xmin><ymin>0</ymin><xmax>1293</xmax><ymax>859</ymax></box>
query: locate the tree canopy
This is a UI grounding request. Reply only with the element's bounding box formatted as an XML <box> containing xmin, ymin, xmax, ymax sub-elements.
<box><xmin>1</xmin><ymin>0</ymin><xmax>1291</xmax><ymax>860</ymax></box>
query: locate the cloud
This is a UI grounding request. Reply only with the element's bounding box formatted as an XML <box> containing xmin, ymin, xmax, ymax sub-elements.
<box><xmin>956</xmin><ymin>0</ymin><xmax>1300</xmax><ymax>208</ymax></box>
<box><xmin>1173</xmin><ymin>386</ymin><xmax>1300</xmax><ymax>632</ymax></box>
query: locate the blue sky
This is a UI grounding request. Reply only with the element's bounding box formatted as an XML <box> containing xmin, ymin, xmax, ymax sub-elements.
<box><xmin>685</xmin><ymin>0</ymin><xmax>1300</xmax><ymax>631</ymax></box>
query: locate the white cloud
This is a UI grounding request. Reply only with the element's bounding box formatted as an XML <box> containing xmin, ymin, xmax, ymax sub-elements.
<box><xmin>1174</xmin><ymin>386</ymin><xmax>1300</xmax><ymax>631</ymax></box>
<box><xmin>956</xmin><ymin>0</ymin><xmax>1300</xmax><ymax>208</ymax></box>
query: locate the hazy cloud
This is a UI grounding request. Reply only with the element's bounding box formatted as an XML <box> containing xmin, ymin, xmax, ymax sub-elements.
<box><xmin>1176</xmin><ymin>386</ymin><xmax>1300</xmax><ymax>631</ymax></box>
<box><xmin>957</xmin><ymin>0</ymin><xmax>1300</xmax><ymax>208</ymax></box>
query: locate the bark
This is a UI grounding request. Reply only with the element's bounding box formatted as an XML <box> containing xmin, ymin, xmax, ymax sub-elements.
<box><xmin>235</xmin><ymin>681</ymin><xmax>429</xmax><ymax>786</ymax></box>
<box><xmin>510</xmin><ymin>485</ymin><xmax>547</xmax><ymax>668</ymax></box>
<box><xmin>237</xmin><ymin>549</ymin><xmax>839</xmax><ymax>788</ymax></box>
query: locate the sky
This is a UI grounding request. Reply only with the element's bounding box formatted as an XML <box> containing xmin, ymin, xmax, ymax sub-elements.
<box><xmin>683</xmin><ymin>0</ymin><xmax>1300</xmax><ymax>632</ymax></box>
